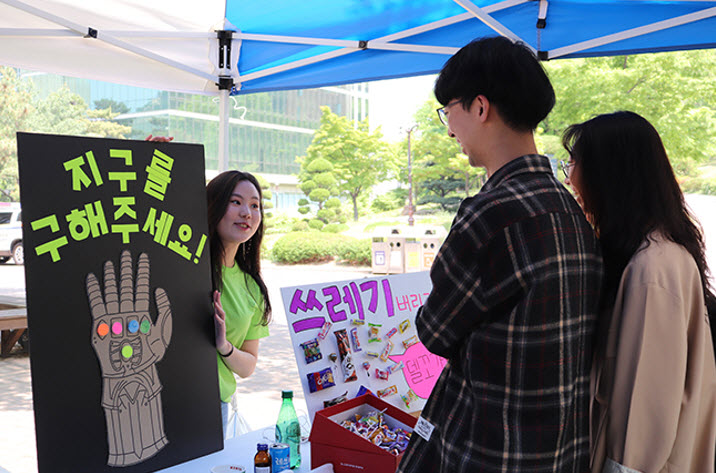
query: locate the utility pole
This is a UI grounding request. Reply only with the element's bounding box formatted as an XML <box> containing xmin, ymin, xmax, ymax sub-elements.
<box><xmin>406</xmin><ymin>124</ymin><xmax>418</xmax><ymax>226</ymax></box>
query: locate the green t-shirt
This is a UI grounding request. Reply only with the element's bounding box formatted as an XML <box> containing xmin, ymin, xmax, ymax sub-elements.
<box><xmin>217</xmin><ymin>264</ymin><xmax>270</xmax><ymax>402</ymax></box>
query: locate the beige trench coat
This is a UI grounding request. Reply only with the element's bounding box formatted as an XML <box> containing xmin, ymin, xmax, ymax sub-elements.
<box><xmin>591</xmin><ymin>235</ymin><xmax>716</xmax><ymax>473</ymax></box>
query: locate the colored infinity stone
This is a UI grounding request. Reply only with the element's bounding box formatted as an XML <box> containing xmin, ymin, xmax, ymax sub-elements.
<box><xmin>112</xmin><ymin>322</ymin><xmax>123</xmax><ymax>335</ymax></box>
<box><xmin>140</xmin><ymin>320</ymin><xmax>151</xmax><ymax>334</ymax></box>
<box><xmin>128</xmin><ymin>320</ymin><xmax>139</xmax><ymax>334</ymax></box>
<box><xmin>97</xmin><ymin>323</ymin><xmax>109</xmax><ymax>338</ymax></box>
<box><xmin>121</xmin><ymin>345</ymin><xmax>133</xmax><ymax>359</ymax></box>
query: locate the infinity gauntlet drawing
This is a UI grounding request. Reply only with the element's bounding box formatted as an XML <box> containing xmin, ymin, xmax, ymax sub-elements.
<box><xmin>86</xmin><ymin>250</ymin><xmax>173</xmax><ymax>466</ymax></box>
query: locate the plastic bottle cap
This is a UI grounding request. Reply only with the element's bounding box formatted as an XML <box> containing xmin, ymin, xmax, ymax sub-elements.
<box><xmin>257</xmin><ymin>443</ymin><xmax>268</xmax><ymax>451</ymax></box>
<box><xmin>281</xmin><ymin>390</ymin><xmax>293</xmax><ymax>399</ymax></box>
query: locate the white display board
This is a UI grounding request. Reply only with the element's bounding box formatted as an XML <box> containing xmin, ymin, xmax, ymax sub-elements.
<box><xmin>280</xmin><ymin>271</ymin><xmax>447</xmax><ymax>420</ymax></box>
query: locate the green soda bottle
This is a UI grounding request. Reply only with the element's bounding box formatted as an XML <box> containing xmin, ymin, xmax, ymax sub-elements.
<box><xmin>275</xmin><ymin>390</ymin><xmax>301</xmax><ymax>469</ymax></box>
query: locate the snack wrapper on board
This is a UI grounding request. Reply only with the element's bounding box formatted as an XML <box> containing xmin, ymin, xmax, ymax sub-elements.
<box><xmin>307</xmin><ymin>367</ymin><xmax>336</xmax><ymax>393</ymax></box>
<box><xmin>334</xmin><ymin>329</ymin><xmax>358</xmax><ymax>382</ymax></box>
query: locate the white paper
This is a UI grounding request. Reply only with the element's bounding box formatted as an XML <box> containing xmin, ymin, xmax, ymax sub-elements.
<box><xmin>414</xmin><ymin>416</ymin><xmax>435</xmax><ymax>442</ymax></box>
<box><xmin>280</xmin><ymin>272</ymin><xmax>447</xmax><ymax>421</ymax></box>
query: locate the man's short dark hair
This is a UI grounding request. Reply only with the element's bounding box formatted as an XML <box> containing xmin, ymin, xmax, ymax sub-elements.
<box><xmin>434</xmin><ymin>36</ymin><xmax>555</xmax><ymax>132</ymax></box>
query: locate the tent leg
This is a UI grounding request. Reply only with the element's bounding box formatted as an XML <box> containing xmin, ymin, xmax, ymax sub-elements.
<box><xmin>218</xmin><ymin>88</ymin><xmax>230</xmax><ymax>172</ymax></box>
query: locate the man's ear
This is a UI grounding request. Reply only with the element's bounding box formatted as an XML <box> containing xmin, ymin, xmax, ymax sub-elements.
<box><xmin>475</xmin><ymin>95</ymin><xmax>490</xmax><ymax>121</ymax></box>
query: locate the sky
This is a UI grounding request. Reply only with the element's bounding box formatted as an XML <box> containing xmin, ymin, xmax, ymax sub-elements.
<box><xmin>367</xmin><ymin>74</ymin><xmax>437</xmax><ymax>143</ymax></box>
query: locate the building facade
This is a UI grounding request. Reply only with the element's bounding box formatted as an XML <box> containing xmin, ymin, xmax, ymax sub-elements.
<box><xmin>24</xmin><ymin>71</ymin><xmax>370</xmax><ymax>210</ymax></box>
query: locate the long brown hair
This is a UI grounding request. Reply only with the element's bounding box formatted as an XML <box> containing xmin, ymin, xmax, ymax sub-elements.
<box><xmin>206</xmin><ymin>170</ymin><xmax>271</xmax><ymax>325</ymax></box>
<box><xmin>562</xmin><ymin>111</ymin><xmax>715</xmax><ymax>320</ymax></box>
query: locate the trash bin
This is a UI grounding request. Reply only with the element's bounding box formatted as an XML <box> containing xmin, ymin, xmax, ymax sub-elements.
<box><xmin>420</xmin><ymin>226</ymin><xmax>447</xmax><ymax>271</ymax></box>
<box><xmin>404</xmin><ymin>236</ymin><xmax>422</xmax><ymax>273</ymax></box>
<box><xmin>371</xmin><ymin>236</ymin><xmax>390</xmax><ymax>273</ymax></box>
<box><xmin>386</xmin><ymin>228</ymin><xmax>405</xmax><ymax>274</ymax></box>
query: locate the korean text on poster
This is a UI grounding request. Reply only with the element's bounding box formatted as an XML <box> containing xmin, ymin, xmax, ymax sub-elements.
<box><xmin>281</xmin><ymin>271</ymin><xmax>447</xmax><ymax>420</ymax></box>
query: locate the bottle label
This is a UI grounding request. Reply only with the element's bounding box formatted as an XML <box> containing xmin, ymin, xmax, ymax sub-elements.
<box><xmin>288</xmin><ymin>422</ymin><xmax>301</xmax><ymax>440</ymax></box>
<box><xmin>254</xmin><ymin>467</ymin><xmax>270</xmax><ymax>473</ymax></box>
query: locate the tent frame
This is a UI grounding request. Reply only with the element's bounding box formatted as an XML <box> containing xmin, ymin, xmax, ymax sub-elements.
<box><xmin>2</xmin><ymin>0</ymin><xmax>716</xmax><ymax>170</ymax></box>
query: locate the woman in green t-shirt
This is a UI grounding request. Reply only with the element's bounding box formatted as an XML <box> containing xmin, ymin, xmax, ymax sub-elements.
<box><xmin>206</xmin><ymin>171</ymin><xmax>272</xmax><ymax>435</ymax></box>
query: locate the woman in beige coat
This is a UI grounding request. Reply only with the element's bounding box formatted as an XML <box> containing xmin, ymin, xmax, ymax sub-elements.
<box><xmin>561</xmin><ymin>111</ymin><xmax>716</xmax><ymax>473</ymax></box>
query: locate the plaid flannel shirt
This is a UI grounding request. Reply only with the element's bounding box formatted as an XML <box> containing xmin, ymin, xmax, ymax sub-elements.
<box><xmin>397</xmin><ymin>155</ymin><xmax>603</xmax><ymax>473</ymax></box>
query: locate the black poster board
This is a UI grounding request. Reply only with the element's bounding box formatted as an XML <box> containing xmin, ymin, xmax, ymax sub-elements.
<box><xmin>16</xmin><ymin>133</ymin><xmax>222</xmax><ymax>473</ymax></box>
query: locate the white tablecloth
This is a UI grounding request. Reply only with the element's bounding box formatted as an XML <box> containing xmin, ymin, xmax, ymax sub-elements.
<box><xmin>156</xmin><ymin>427</ymin><xmax>314</xmax><ymax>472</ymax></box>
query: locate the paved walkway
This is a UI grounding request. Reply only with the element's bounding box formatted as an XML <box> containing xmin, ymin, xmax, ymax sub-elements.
<box><xmin>0</xmin><ymin>260</ymin><xmax>371</xmax><ymax>473</ymax></box>
<box><xmin>0</xmin><ymin>353</ymin><xmax>35</xmax><ymax>473</ymax></box>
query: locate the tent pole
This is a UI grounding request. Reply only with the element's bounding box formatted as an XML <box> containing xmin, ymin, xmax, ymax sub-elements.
<box><xmin>216</xmin><ymin>30</ymin><xmax>234</xmax><ymax>173</ymax></box>
<box><xmin>218</xmin><ymin>88</ymin><xmax>230</xmax><ymax>172</ymax></box>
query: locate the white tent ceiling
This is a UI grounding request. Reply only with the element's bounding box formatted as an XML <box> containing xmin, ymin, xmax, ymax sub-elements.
<box><xmin>2</xmin><ymin>0</ymin><xmax>715</xmax><ymax>169</ymax></box>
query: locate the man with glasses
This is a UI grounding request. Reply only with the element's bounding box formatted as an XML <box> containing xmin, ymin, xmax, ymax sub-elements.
<box><xmin>397</xmin><ymin>36</ymin><xmax>603</xmax><ymax>473</ymax></box>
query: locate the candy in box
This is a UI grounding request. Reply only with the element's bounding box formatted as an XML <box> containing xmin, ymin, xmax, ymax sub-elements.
<box><xmin>309</xmin><ymin>394</ymin><xmax>417</xmax><ymax>473</ymax></box>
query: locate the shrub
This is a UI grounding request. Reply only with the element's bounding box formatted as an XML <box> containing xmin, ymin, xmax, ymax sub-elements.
<box><xmin>316</xmin><ymin>208</ymin><xmax>335</xmax><ymax>222</ymax></box>
<box><xmin>308</xmin><ymin>219</ymin><xmax>325</xmax><ymax>230</ymax></box>
<box><xmin>270</xmin><ymin>232</ymin><xmax>370</xmax><ymax>266</ymax></box>
<box><xmin>313</xmin><ymin>172</ymin><xmax>337</xmax><ymax>188</ymax></box>
<box><xmin>264</xmin><ymin>214</ymin><xmax>299</xmax><ymax>234</ymax></box>
<box><xmin>335</xmin><ymin>238</ymin><xmax>371</xmax><ymax>265</ymax></box>
<box><xmin>291</xmin><ymin>220</ymin><xmax>310</xmax><ymax>232</ymax></box>
<box><xmin>309</xmin><ymin>188</ymin><xmax>330</xmax><ymax>203</ymax></box>
<box><xmin>306</xmin><ymin>157</ymin><xmax>333</xmax><ymax>173</ymax></box>
<box><xmin>271</xmin><ymin>232</ymin><xmax>332</xmax><ymax>264</ymax></box>
<box><xmin>300</xmin><ymin>180</ymin><xmax>316</xmax><ymax>194</ymax></box>
<box><xmin>681</xmin><ymin>177</ymin><xmax>716</xmax><ymax>195</ymax></box>
<box><xmin>323</xmin><ymin>223</ymin><xmax>349</xmax><ymax>233</ymax></box>
<box><xmin>271</xmin><ymin>232</ymin><xmax>341</xmax><ymax>264</ymax></box>
<box><xmin>371</xmin><ymin>192</ymin><xmax>405</xmax><ymax>212</ymax></box>
<box><xmin>325</xmin><ymin>197</ymin><xmax>341</xmax><ymax>209</ymax></box>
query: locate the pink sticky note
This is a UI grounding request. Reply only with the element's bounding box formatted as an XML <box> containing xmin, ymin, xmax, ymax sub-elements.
<box><xmin>389</xmin><ymin>342</ymin><xmax>447</xmax><ymax>399</ymax></box>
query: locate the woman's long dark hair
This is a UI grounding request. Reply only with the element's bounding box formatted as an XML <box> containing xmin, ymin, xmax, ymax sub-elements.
<box><xmin>206</xmin><ymin>170</ymin><xmax>271</xmax><ymax>325</ymax></box>
<box><xmin>562</xmin><ymin>111</ymin><xmax>716</xmax><ymax>321</ymax></box>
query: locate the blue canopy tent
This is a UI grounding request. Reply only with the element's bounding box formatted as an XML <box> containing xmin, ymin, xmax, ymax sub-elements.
<box><xmin>1</xmin><ymin>0</ymin><xmax>715</xmax><ymax>169</ymax></box>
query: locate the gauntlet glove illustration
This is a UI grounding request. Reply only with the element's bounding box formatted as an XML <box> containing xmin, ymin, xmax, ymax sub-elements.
<box><xmin>86</xmin><ymin>250</ymin><xmax>173</xmax><ymax>467</ymax></box>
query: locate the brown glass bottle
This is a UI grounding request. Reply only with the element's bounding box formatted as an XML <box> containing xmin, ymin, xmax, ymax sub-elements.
<box><xmin>254</xmin><ymin>443</ymin><xmax>271</xmax><ymax>473</ymax></box>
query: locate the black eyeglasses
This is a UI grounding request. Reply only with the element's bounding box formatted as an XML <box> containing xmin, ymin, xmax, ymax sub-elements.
<box><xmin>436</xmin><ymin>99</ymin><xmax>460</xmax><ymax>126</ymax></box>
<box><xmin>558</xmin><ymin>160</ymin><xmax>574</xmax><ymax>180</ymax></box>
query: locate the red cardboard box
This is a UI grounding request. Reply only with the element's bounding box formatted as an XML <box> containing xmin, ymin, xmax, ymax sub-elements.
<box><xmin>309</xmin><ymin>394</ymin><xmax>417</xmax><ymax>473</ymax></box>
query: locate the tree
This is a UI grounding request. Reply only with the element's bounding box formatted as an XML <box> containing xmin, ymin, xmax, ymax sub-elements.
<box><xmin>94</xmin><ymin>98</ymin><xmax>130</xmax><ymax>115</ymax></box>
<box><xmin>542</xmin><ymin>50</ymin><xmax>716</xmax><ymax>174</ymax></box>
<box><xmin>0</xmin><ymin>67</ymin><xmax>34</xmax><ymax>201</ymax></box>
<box><xmin>0</xmin><ymin>78</ymin><xmax>132</xmax><ymax>202</ymax></box>
<box><xmin>406</xmin><ymin>98</ymin><xmax>485</xmax><ymax>212</ymax></box>
<box><xmin>86</xmin><ymin>108</ymin><xmax>133</xmax><ymax>138</ymax></box>
<box><xmin>30</xmin><ymin>86</ymin><xmax>131</xmax><ymax>139</ymax></box>
<box><xmin>296</xmin><ymin>156</ymin><xmax>339</xmax><ymax>216</ymax></box>
<box><xmin>254</xmin><ymin>174</ymin><xmax>274</xmax><ymax>226</ymax></box>
<box><xmin>297</xmin><ymin>106</ymin><xmax>393</xmax><ymax>221</ymax></box>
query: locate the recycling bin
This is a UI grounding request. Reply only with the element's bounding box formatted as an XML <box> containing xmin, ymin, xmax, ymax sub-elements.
<box><xmin>420</xmin><ymin>226</ymin><xmax>447</xmax><ymax>271</ymax></box>
<box><xmin>404</xmin><ymin>237</ymin><xmax>422</xmax><ymax>273</ymax></box>
<box><xmin>386</xmin><ymin>228</ymin><xmax>405</xmax><ymax>274</ymax></box>
<box><xmin>371</xmin><ymin>236</ymin><xmax>390</xmax><ymax>273</ymax></box>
